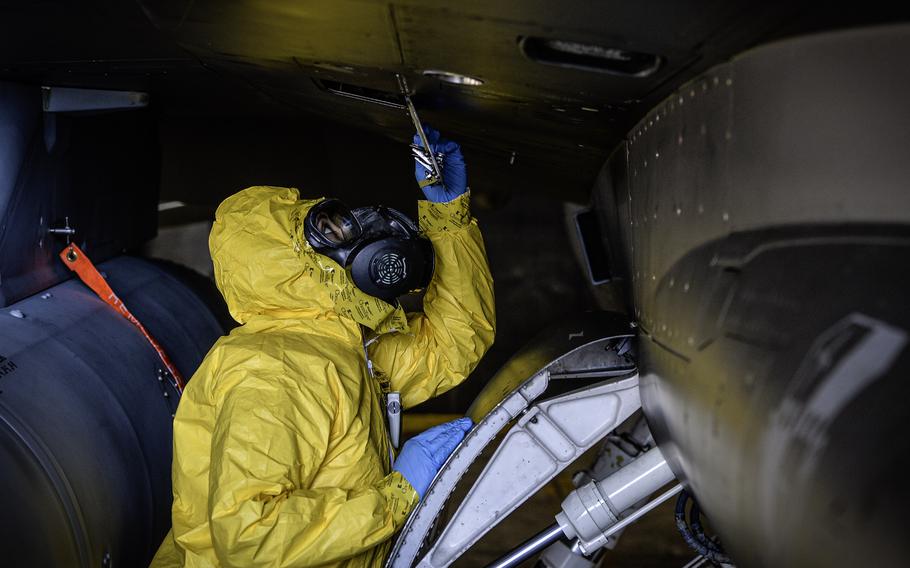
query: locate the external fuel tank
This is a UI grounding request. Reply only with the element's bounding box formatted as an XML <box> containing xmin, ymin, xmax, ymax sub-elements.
<box><xmin>0</xmin><ymin>256</ymin><xmax>224</xmax><ymax>567</ymax></box>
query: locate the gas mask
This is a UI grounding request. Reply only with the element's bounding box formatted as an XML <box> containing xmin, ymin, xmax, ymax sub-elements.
<box><xmin>303</xmin><ymin>199</ymin><xmax>435</xmax><ymax>302</ymax></box>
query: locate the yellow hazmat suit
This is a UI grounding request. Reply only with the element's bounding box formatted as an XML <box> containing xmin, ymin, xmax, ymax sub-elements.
<box><xmin>150</xmin><ymin>186</ymin><xmax>495</xmax><ymax>567</ymax></box>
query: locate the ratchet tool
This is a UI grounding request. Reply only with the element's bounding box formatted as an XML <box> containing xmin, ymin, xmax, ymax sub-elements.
<box><xmin>396</xmin><ymin>73</ymin><xmax>445</xmax><ymax>190</ymax></box>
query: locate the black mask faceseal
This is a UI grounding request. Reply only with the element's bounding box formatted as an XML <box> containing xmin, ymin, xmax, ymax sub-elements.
<box><xmin>303</xmin><ymin>199</ymin><xmax>435</xmax><ymax>302</ymax></box>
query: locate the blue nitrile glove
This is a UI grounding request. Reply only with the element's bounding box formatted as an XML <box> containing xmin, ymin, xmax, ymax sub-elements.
<box><xmin>393</xmin><ymin>417</ymin><xmax>472</xmax><ymax>499</ymax></box>
<box><xmin>412</xmin><ymin>126</ymin><xmax>467</xmax><ymax>203</ymax></box>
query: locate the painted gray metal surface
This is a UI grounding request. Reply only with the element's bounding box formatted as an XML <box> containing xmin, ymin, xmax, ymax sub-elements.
<box><xmin>595</xmin><ymin>25</ymin><xmax>910</xmax><ymax>567</ymax></box>
<box><xmin>619</xmin><ymin>24</ymin><xmax>910</xmax><ymax>337</ymax></box>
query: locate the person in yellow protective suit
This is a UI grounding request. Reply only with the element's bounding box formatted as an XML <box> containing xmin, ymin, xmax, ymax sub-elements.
<box><xmin>150</xmin><ymin>127</ymin><xmax>495</xmax><ymax>567</ymax></box>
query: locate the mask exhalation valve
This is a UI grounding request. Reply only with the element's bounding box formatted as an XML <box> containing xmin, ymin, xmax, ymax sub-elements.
<box><xmin>374</xmin><ymin>252</ymin><xmax>408</xmax><ymax>286</ymax></box>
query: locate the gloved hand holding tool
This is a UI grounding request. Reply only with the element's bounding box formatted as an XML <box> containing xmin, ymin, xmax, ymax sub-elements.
<box><xmin>393</xmin><ymin>417</ymin><xmax>473</xmax><ymax>498</ymax></box>
<box><xmin>412</xmin><ymin>126</ymin><xmax>468</xmax><ymax>203</ymax></box>
<box><xmin>395</xmin><ymin>73</ymin><xmax>468</xmax><ymax>203</ymax></box>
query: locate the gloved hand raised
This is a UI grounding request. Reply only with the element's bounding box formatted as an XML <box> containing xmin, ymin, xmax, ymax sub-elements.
<box><xmin>393</xmin><ymin>417</ymin><xmax>472</xmax><ymax>499</ymax></box>
<box><xmin>413</xmin><ymin>126</ymin><xmax>467</xmax><ymax>203</ymax></box>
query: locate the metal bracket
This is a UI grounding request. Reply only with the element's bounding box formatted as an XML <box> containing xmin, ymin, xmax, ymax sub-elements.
<box><xmin>48</xmin><ymin>217</ymin><xmax>75</xmax><ymax>244</ymax></box>
<box><xmin>421</xmin><ymin>376</ymin><xmax>641</xmax><ymax>567</ymax></box>
<box><xmin>388</xmin><ymin>312</ymin><xmax>637</xmax><ymax>567</ymax></box>
<box><xmin>42</xmin><ymin>86</ymin><xmax>148</xmax><ymax>112</ymax></box>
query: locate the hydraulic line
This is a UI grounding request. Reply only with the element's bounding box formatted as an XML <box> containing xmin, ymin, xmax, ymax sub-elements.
<box><xmin>674</xmin><ymin>490</ymin><xmax>732</xmax><ymax>565</ymax></box>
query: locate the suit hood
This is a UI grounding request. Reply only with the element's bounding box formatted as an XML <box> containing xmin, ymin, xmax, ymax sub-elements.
<box><xmin>208</xmin><ymin>185</ymin><xmax>409</xmax><ymax>332</ymax></box>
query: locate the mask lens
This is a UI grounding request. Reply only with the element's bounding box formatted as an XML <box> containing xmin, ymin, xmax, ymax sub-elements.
<box><xmin>315</xmin><ymin>211</ymin><xmax>357</xmax><ymax>244</ymax></box>
<box><xmin>308</xmin><ymin>200</ymin><xmax>361</xmax><ymax>247</ymax></box>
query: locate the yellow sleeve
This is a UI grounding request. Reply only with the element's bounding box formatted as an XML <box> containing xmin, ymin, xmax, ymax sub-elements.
<box><xmin>208</xmin><ymin>383</ymin><xmax>418</xmax><ymax>568</ymax></box>
<box><xmin>369</xmin><ymin>192</ymin><xmax>496</xmax><ymax>409</ymax></box>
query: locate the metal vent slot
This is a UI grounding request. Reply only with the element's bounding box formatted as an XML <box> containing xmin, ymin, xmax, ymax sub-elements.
<box><xmin>520</xmin><ymin>37</ymin><xmax>662</xmax><ymax>78</ymax></box>
<box><xmin>313</xmin><ymin>79</ymin><xmax>405</xmax><ymax>109</ymax></box>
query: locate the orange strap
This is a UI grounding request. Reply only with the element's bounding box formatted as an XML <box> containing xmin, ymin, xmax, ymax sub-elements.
<box><xmin>60</xmin><ymin>243</ymin><xmax>186</xmax><ymax>393</ymax></box>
